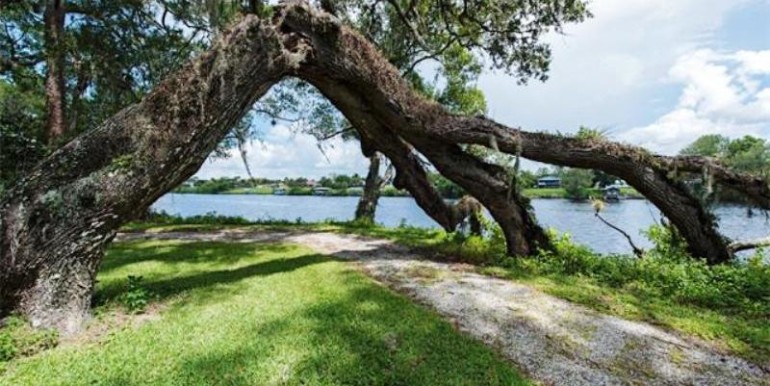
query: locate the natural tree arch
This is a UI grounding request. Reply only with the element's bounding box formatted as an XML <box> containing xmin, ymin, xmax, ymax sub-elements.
<box><xmin>278</xmin><ymin>2</ymin><xmax>767</xmax><ymax>263</ymax></box>
<box><xmin>2</xmin><ymin>1</ymin><xmax>768</xmax><ymax>334</ymax></box>
<box><xmin>1</xmin><ymin>16</ymin><xmax>296</xmax><ymax>333</ymax></box>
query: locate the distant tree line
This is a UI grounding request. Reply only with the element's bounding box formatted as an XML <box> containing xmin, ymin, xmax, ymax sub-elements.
<box><xmin>173</xmin><ymin>174</ymin><xmax>411</xmax><ymax>196</ymax></box>
<box><xmin>680</xmin><ymin>134</ymin><xmax>770</xmax><ymax>176</ymax></box>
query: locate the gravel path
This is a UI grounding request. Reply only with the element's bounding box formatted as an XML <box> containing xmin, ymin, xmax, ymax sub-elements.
<box><xmin>118</xmin><ymin>230</ymin><xmax>770</xmax><ymax>386</ymax></box>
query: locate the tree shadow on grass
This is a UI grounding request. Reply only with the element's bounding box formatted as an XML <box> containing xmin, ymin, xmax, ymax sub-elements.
<box><xmin>99</xmin><ymin>269</ymin><xmax>529</xmax><ymax>386</ymax></box>
<box><xmin>100</xmin><ymin>240</ymin><xmax>296</xmax><ymax>274</ymax></box>
<box><xmin>179</xmin><ymin>270</ymin><xmax>527</xmax><ymax>386</ymax></box>
<box><xmin>95</xmin><ymin>242</ymin><xmax>330</xmax><ymax>307</ymax></box>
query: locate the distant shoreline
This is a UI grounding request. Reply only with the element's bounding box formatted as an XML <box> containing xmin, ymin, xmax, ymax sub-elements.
<box><xmin>170</xmin><ymin>187</ymin><xmax>646</xmax><ymax>200</ymax></box>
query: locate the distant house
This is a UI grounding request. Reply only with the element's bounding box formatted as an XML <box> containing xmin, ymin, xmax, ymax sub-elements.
<box><xmin>537</xmin><ymin>176</ymin><xmax>562</xmax><ymax>188</ymax></box>
<box><xmin>312</xmin><ymin>187</ymin><xmax>331</xmax><ymax>196</ymax></box>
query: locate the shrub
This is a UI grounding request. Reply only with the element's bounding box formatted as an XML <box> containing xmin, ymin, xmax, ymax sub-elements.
<box><xmin>120</xmin><ymin>275</ymin><xmax>152</xmax><ymax>314</ymax></box>
<box><xmin>642</xmin><ymin>223</ymin><xmax>689</xmax><ymax>260</ymax></box>
<box><xmin>432</xmin><ymin>218</ymin><xmax>507</xmax><ymax>265</ymax></box>
<box><xmin>0</xmin><ymin>328</ymin><xmax>14</xmax><ymax>362</ymax></box>
<box><xmin>519</xmin><ymin>227</ymin><xmax>770</xmax><ymax>318</ymax></box>
<box><xmin>458</xmin><ymin>235</ymin><xmax>496</xmax><ymax>264</ymax></box>
<box><xmin>535</xmin><ymin>230</ymin><xmax>601</xmax><ymax>275</ymax></box>
<box><xmin>141</xmin><ymin>210</ymin><xmax>251</xmax><ymax>226</ymax></box>
<box><xmin>561</xmin><ymin>168</ymin><xmax>594</xmax><ymax>200</ymax></box>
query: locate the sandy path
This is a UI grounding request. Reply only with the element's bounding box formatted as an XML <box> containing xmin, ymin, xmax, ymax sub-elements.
<box><xmin>117</xmin><ymin>230</ymin><xmax>770</xmax><ymax>386</ymax></box>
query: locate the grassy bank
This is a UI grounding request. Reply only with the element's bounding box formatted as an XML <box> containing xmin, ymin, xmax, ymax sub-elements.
<box><xmin>172</xmin><ymin>186</ymin><xmax>643</xmax><ymax>199</ymax></box>
<box><xmin>1</xmin><ymin>239</ymin><xmax>528</xmax><ymax>385</ymax></box>
<box><xmin>175</xmin><ymin>185</ymin><xmax>410</xmax><ymax>197</ymax></box>
<box><xmin>119</xmin><ymin>216</ymin><xmax>770</xmax><ymax>365</ymax></box>
<box><xmin>521</xmin><ymin>187</ymin><xmax>643</xmax><ymax>199</ymax></box>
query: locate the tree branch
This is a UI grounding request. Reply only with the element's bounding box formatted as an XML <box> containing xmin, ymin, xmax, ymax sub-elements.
<box><xmin>728</xmin><ymin>236</ymin><xmax>770</xmax><ymax>253</ymax></box>
<box><xmin>279</xmin><ymin>2</ymin><xmax>733</xmax><ymax>262</ymax></box>
<box><xmin>318</xmin><ymin>126</ymin><xmax>355</xmax><ymax>141</ymax></box>
<box><xmin>595</xmin><ymin>213</ymin><xmax>644</xmax><ymax>258</ymax></box>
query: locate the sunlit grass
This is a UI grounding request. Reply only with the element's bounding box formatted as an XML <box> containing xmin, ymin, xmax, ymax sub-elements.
<box><xmin>479</xmin><ymin>266</ymin><xmax>769</xmax><ymax>362</ymax></box>
<box><xmin>115</xmin><ymin>217</ymin><xmax>770</xmax><ymax>365</ymax></box>
<box><xmin>223</xmin><ymin>185</ymin><xmax>274</xmax><ymax>194</ymax></box>
<box><xmin>1</xmin><ymin>240</ymin><xmax>528</xmax><ymax>386</ymax></box>
<box><xmin>120</xmin><ymin>220</ymin><xmax>768</xmax><ymax>364</ymax></box>
<box><xmin>521</xmin><ymin>187</ymin><xmax>642</xmax><ymax>199</ymax></box>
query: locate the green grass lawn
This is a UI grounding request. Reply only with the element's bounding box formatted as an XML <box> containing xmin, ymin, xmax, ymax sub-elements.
<box><xmin>225</xmin><ymin>185</ymin><xmax>274</xmax><ymax>194</ymax></box>
<box><xmin>521</xmin><ymin>187</ymin><xmax>643</xmax><ymax>199</ymax></box>
<box><xmin>120</xmin><ymin>220</ymin><xmax>768</xmax><ymax>364</ymax></box>
<box><xmin>1</xmin><ymin>240</ymin><xmax>529</xmax><ymax>386</ymax></box>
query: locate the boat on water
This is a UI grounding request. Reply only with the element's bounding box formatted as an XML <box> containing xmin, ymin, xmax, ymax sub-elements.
<box><xmin>602</xmin><ymin>185</ymin><xmax>622</xmax><ymax>202</ymax></box>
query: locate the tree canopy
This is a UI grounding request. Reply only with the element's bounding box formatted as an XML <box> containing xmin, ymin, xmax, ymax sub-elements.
<box><xmin>681</xmin><ymin>134</ymin><xmax>770</xmax><ymax>177</ymax></box>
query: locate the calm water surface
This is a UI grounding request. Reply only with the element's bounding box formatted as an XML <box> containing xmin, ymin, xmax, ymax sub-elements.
<box><xmin>152</xmin><ymin>194</ymin><xmax>770</xmax><ymax>255</ymax></box>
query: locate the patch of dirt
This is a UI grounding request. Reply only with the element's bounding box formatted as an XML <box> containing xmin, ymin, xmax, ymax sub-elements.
<box><xmin>63</xmin><ymin>303</ymin><xmax>167</xmax><ymax>347</ymax></box>
<box><xmin>116</xmin><ymin>230</ymin><xmax>770</xmax><ymax>386</ymax></box>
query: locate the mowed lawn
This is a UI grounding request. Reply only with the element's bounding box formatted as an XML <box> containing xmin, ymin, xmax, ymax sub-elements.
<box><xmin>1</xmin><ymin>240</ymin><xmax>529</xmax><ymax>386</ymax></box>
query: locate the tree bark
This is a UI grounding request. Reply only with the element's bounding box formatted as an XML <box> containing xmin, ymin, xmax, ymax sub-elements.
<box><xmin>413</xmin><ymin>138</ymin><xmax>548</xmax><ymax>255</ymax></box>
<box><xmin>5</xmin><ymin>1</ymin><xmax>769</xmax><ymax>334</ymax></box>
<box><xmin>1</xmin><ymin>16</ymin><xmax>295</xmax><ymax>333</ymax></box>
<box><xmin>275</xmin><ymin>2</ymin><xmax>732</xmax><ymax>262</ymax></box>
<box><xmin>43</xmin><ymin>0</ymin><xmax>67</xmax><ymax>145</ymax></box>
<box><xmin>349</xmin><ymin>119</ymin><xmax>457</xmax><ymax>231</ymax></box>
<box><xmin>354</xmin><ymin>152</ymin><xmax>382</xmax><ymax>223</ymax></box>
<box><xmin>655</xmin><ymin>155</ymin><xmax>770</xmax><ymax>210</ymax></box>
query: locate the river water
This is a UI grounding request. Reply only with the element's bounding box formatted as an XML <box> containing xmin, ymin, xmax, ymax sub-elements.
<box><xmin>151</xmin><ymin>194</ymin><xmax>769</xmax><ymax>255</ymax></box>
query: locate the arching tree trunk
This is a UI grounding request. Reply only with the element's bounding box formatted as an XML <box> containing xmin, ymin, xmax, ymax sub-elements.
<box><xmin>415</xmin><ymin>140</ymin><xmax>549</xmax><ymax>255</ymax></box>
<box><xmin>0</xmin><ymin>17</ymin><xmax>295</xmax><ymax>334</ymax></box>
<box><xmin>4</xmin><ymin>1</ymin><xmax>767</xmax><ymax>335</ymax></box>
<box><xmin>354</xmin><ymin>153</ymin><xmax>382</xmax><ymax>223</ymax></box>
<box><xmin>277</xmin><ymin>3</ymin><xmax>739</xmax><ymax>263</ymax></box>
<box><xmin>286</xmin><ymin>7</ymin><xmax>549</xmax><ymax>255</ymax></box>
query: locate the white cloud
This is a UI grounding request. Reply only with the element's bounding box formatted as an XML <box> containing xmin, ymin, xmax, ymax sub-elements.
<box><xmin>194</xmin><ymin>125</ymin><xmax>369</xmax><ymax>179</ymax></box>
<box><xmin>620</xmin><ymin>49</ymin><xmax>770</xmax><ymax>154</ymax></box>
<box><xmin>478</xmin><ymin>0</ymin><xmax>754</xmax><ymax>132</ymax></box>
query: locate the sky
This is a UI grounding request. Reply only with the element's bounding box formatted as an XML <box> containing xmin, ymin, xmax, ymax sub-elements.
<box><xmin>195</xmin><ymin>0</ymin><xmax>770</xmax><ymax>180</ymax></box>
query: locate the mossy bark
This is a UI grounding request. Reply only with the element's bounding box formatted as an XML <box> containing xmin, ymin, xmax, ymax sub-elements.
<box><xmin>0</xmin><ymin>16</ymin><xmax>295</xmax><ymax>334</ymax></box>
<box><xmin>278</xmin><ymin>2</ymin><xmax>736</xmax><ymax>262</ymax></box>
<box><xmin>3</xmin><ymin>1</ymin><xmax>764</xmax><ymax>334</ymax></box>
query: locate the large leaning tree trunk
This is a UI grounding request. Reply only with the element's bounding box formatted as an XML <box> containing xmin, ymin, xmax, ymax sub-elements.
<box><xmin>0</xmin><ymin>17</ymin><xmax>299</xmax><ymax>334</ymax></box>
<box><xmin>275</xmin><ymin>2</ymin><xmax>769</xmax><ymax>264</ymax></box>
<box><xmin>4</xmin><ymin>0</ymin><xmax>769</xmax><ymax>334</ymax></box>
